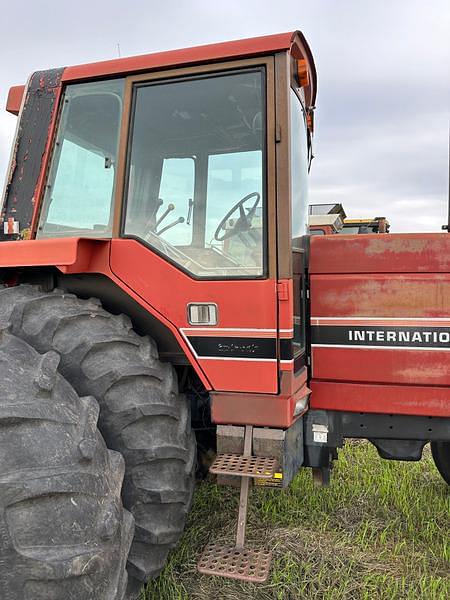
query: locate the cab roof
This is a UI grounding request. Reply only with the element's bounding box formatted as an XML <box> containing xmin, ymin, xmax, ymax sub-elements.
<box><xmin>7</xmin><ymin>32</ymin><xmax>317</xmax><ymax>117</ymax></box>
<box><xmin>63</xmin><ymin>31</ymin><xmax>317</xmax><ymax>106</ymax></box>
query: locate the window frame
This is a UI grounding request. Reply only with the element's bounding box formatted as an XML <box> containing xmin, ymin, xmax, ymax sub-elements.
<box><xmin>289</xmin><ymin>78</ymin><xmax>310</xmax><ymax>369</ymax></box>
<box><xmin>111</xmin><ymin>57</ymin><xmax>276</xmax><ymax>281</ymax></box>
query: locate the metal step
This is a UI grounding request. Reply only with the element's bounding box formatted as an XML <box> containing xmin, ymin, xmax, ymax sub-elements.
<box><xmin>198</xmin><ymin>543</ymin><xmax>272</xmax><ymax>583</ymax></box>
<box><xmin>199</xmin><ymin>427</ymin><xmax>273</xmax><ymax>583</ymax></box>
<box><xmin>209</xmin><ymin>453</ymin><xmax>278</xmax><ymax>479</ymax></box>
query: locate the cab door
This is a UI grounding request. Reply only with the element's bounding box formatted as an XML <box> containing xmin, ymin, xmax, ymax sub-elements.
<box><xmin>109</xmin><ymin>58</ymin><xmax>280</xmax><ymax>394</ymax></box>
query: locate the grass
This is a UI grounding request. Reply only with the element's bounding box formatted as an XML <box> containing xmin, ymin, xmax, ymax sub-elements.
<box><xmin>141</xmin><ymin>442</ymin><xmax>449</xmax><ymax>600</ymax></box>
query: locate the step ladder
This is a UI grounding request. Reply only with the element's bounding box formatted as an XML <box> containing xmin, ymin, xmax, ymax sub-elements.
<box><xmin>197</xmin><ymin>425</ymin><xmax>276</xmax><ymax>583</ymax></box>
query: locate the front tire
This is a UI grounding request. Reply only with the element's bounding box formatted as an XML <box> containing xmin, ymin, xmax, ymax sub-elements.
<box><xmin>0</xmin><ymin>329</ymin><xmax>133</xmax><ymax>600</ymax></box>
<box><xmin>0</xmin><ymin>284</ymin><xmax>196</xmax><ymax>597</ymax></box>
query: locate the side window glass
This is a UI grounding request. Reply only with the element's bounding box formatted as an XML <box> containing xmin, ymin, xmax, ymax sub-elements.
<box><xmin>290</xmin><ymin>90</ymin><xmax>309</xmax><ymax>366</ymax></box>
<box><xmin>290</xmin><ymin>89</ymin><xmax>309</xmax><ymax>246</ymax></box>
<box><xmin>206</xmin><ymin>151</ymin><xmax>263</xmax><ymax>268</ymax></box>
<box><xmin>158</xmin><ymin>158</ymin><xmax>195</xmax><ymax>245</ymax></box>
<box><xmin>123</xmin><ymin>69</ymin><xmax>266</xmax><ymax>278</ymax></box>
<box><xmin>37</xmin><ymin>79</ymin><xmax>124</xmax><ymax>238</ymax></box>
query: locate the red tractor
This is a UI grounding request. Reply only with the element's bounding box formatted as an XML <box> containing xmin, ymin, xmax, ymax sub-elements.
<box><xmin>0</xmin><ymin>31</ymin><xmax>448</xmax><ymax>599</ymax></box>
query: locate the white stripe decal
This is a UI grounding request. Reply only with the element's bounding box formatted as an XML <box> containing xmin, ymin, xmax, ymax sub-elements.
<box><xmin>311</xmin><ymin>317</ymin><xmax>450</xmax><ymax>322</ymax></box>
<box><xmin>312</xmin><ymin>344</ymin><xmax>450</xmax><ymax>351</ymax></box>
<box><xmin>180</xmin><ymin>327</ymin><xmax>294</xmax><ymax>334</ymax></box>
<box><xmin>181</xmin><ymin>327</ymin><xmax>276</xmax><ymax>333</ymax></box>
<box><xmin>197</xmin><ymin>356</ymin><xmax>277</xmax><ymax>362</ymax></box>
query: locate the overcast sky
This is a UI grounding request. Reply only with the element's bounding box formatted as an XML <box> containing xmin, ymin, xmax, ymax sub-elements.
<box><xmin>0</xmin><ymin>0</ymin><xmax>448</xmax><ymax>232</ymax></box>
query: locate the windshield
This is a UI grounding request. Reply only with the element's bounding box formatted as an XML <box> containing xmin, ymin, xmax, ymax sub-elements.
<box><xmin>123</xmin><ymin>69</ymin><xmax>266</xmax><ymax>278</ymax></box>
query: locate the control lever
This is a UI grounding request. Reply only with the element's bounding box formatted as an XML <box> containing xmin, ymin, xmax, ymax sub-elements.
<box><xmin>157</xmin><ymin>216</ymin><xmax>185</xmax><ymax>236</ymax></box>
<box><xmin>156</xmin><ymin>203</ymin><xmax>175</xmax><ymax>228</ymax></box>
<box><xmin>186</xmin><ymin>198</ymin><xmax>194</xmax><ymax>225</ymax></box>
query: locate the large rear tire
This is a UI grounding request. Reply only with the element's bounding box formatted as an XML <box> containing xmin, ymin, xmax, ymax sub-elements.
<box><xmin>431</xmin><ymin>442</ymin><xmax>450</xmax><ymax>486</ymax></box>
<box><xmin>0</xmin><ymin>329</ymin><xmax>133</xmax><ymax>600</ymax></box>
<box><xmin>0</xmin><ymin>284</ymin><xmax>196</xmax><ymax>598</ymax></box>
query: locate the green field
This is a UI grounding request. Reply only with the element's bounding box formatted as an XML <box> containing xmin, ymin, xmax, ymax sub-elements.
<box><xmin>141</xmin><ymin>442</ymin><xmax>449</xmax><ymax>600</ymax></box>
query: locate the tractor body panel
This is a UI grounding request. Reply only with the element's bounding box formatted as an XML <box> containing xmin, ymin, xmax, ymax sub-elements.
<box><xmin>309</xmin><ymin>233</ymin><xmax>450</xmax><ymax>417</ymax></box>
<box><xmin>0</xmin><ymin>236</ymin><xmax>282</xmax><ymax>397</ymax></box>
<box><xmin>109</xmin><ymin>238</ymin><xmax>279</xmax><ymax>393</ymax></box>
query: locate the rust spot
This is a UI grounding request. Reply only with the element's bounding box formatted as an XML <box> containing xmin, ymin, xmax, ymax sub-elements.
<box><xmin>364</xmin><ymin>237</ymin><xmax>429</xmax><ymax>256</ymax></box>
<box><xmin>398</xmin><ymin>365</ymin><xmax>448</xmax><ymax>380</ymax></box>
<box><xmin>317</xmin><ymin>276</ymin><xmax>450</xmax><ymax>317</ymax></box>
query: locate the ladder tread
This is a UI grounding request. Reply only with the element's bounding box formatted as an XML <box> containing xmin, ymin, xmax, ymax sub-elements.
<box><xmin>198</xmin><ymin>543</ymin><xmax>272</xmax><ymax>582</ymax></box>
<box><xmin>209</xmin><ymin>453</ymin><xmax>278</xmax><ymax>478</ymax></box>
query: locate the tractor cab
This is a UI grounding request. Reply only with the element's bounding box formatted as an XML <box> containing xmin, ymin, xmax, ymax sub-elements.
<box><xmin>7</xmin><ymin>34</ymin><xmax>317</xmax><ymax>287</ymax></box>
<box><xmin>2</xmin><ymin>30</ymin><xmax>317</xmax><ymax>403</ymax></box>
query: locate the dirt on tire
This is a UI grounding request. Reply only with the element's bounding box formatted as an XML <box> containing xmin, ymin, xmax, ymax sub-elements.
<box><xmin>0</xmin><ymin>284</ymin><xmax>196</xmax><ymax>598</ymax></box>
<box><xmin>0</xmin><ymin>328</ymin><xmax>133</xmax><ymax>600</ymax></box>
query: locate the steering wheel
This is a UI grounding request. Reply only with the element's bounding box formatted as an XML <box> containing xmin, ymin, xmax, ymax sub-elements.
<box><xmin>214</xmin><ymin>192</ymin><xmax>261</xmax><ymax>242</ymax></box>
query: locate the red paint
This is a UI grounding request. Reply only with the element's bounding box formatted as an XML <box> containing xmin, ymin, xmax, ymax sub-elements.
<box><xmin>212</xmin><ymin>380</ymin><xmax>308</xmax><ymax>427</ymax></box>
<box><xmin>6</xmin><ymin>85</ymin><xmax>25</xmax><ymax>115</ymax></box>
<box><xmin>62</xmin><ymin>32</ymin><xmax>315</xmax><ymax>99</ymax></box>
<box><xmin>0</xmin><ymin>237</ymin><xmax>283</xmax><ymax>396</ymax></box>
<box><xmin>311</xmin><ymin>274</ymin><xmax>450</xmax><ymax>318</ymax></box>
<box><xmin>204</xmin><ymin>359</ymin><xmax>277</xmax><ymax>394</ymax></box>
<box><xmin>312</xmin><ymin>346</ymin><xmax>450</xmax><ymax>387</ymax></box>
<box><xmin>278</xmin><ymin>279</ymin><xmax>294</xmax><ymax>332</ymax></box>
<box><xmin>0</xmin><ymin>237</ymin><xmax>102</xmax><ymax>268</ymax></box>
<box><xmin>109</xmin><ymin>239</ymin><xmax>279</xmax><ymax>393</ymax></box>
<box><xmin>309</xmin><ymin>232</ymin><xmax>450</xmax><ymax>420</ymax></box>
<box><xmin>310</xmin><ymin>233</ymin><xmax>450</xmax><ymax>274</ymax></box>
<box><xmin>2</xmin><ymin>35</ymin><xmax>448</xmax><ymax>428</ymax></box>
<box><xmin>310</xmin><ymin>381</ymin><xmax>450</xmax><ymax>417</ymax></box>
<box><xmin>0</xmin><ymin>237</ymin><xmax>207</xmax><ymax>387</ymax></box>
<box><xmin>212</xmin><ymin>391</ymin><xmax>295</xmax><ymax>428</ymax></box>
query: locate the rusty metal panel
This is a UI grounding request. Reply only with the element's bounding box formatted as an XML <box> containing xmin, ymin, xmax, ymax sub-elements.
<box><xmin>310</xmin><ymin>233</ymin><xmax>450</xmax><ymax>274</ymax></box>
<box><xmin>1</xmin><ymin>68</ymin><xmax>63</xmax><ymax>242</ymax></box>
<box><xmin>310</xmin><ymin>274</ymin><xmax>450</xmax><ymax>318</ymax></box>
<box><xmin>309</xmin><ymin>233</ymin><xmax>450</xmax><ymax>415</ymax></box>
